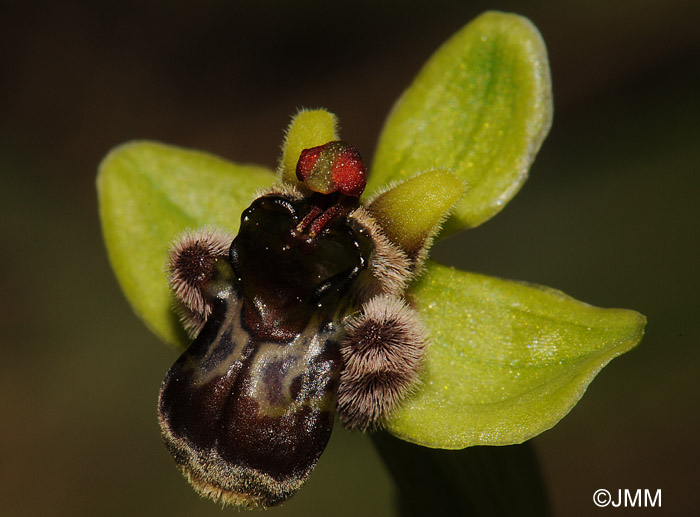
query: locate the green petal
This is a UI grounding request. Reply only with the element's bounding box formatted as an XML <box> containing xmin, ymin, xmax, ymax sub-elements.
<box><xmin>279</xmin><ymin>109</ymin><xmax>339</xmax><ymax>185</ymax></box>
<box><xmin>368</xmin><ymin>169</ymin><xmax>465</xmax><ymax>256</ymax></box>
<box><xmin>386</xmin><ymin>261</ymin><xmax>646</xmax><ymax>449</ymax></box>
<box><xmin>369</xmin><ymin>11</ymin><xmax>552</xmax><ymax>232</ymax></box>
<box><xmin>97</xmin><ymin>141</ymin><xmax>275</xmax><ymax>348</ymax></box>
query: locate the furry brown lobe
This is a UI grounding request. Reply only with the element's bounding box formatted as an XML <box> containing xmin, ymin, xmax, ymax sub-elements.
<box><xmin>167</xmin><ymin>228</ymin><xmax>233</xmax><ymax>336</ymax></box>
<box><xmin>337</xmin><ymin>295</ymin><xmax>427</xmax><ymax>430</ymax></box>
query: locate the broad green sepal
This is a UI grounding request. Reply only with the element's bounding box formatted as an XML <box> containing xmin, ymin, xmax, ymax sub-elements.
<box><xmin>368</xmin><ymin>170</ymin><xmax>465</xmax><ymax>255</ymax></box>
<box><xmin>97</xmin><ymin>141</ymin><xmax>275</xmax><ymax>348</ymax></box>
<box><xmin>387</xmin><ymin>261</ymin><xmax>646</xmax><ymax>449</ymax></box>
<box><xmin>280</xmin><ymin>109</ymin><xmax>339</xmax><ymax>185</ymax></box>
<box><xmin>369</xmin><ymin>11</ymin><xmax>552</xmax><ymax>233</ymax></box>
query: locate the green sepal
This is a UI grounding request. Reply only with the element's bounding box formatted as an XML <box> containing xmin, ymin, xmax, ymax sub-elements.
<box><xmin>387</xmin><ymin>261</ymin><xmax>646</xmax><ymax>448</ymax></box>
<box><xmin>368</xmin><ymin>169</ymin><xmax>465</xmax><ymax>256</ymax></box>
<box><xmin>369</xmin><ymin>11</ymin><xmax>553</xmax><ymax>233</ymax></box>
<box><xmin>97</xmin><ymin>141</ymin><xmax>275</xmax><ymax>348</ymax></box>
<box><xmin>279</xmin><ymin>109</ymin><xmax>339</xmax><ymax>185</ymax></box>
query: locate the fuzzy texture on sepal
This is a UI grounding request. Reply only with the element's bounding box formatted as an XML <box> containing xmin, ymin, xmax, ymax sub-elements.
<box><xmin>338</xmin><ymin>295</ymin><xmax>427</xmax><ymax>431</ymax></box>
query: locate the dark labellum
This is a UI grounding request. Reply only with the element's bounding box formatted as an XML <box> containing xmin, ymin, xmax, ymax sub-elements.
<box><xmin>158</xmin><ymin>141</ymin><xmax>426</xmax><ymax>508</ymax></box>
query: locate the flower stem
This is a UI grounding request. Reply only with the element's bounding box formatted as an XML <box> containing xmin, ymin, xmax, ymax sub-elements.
<box><xmin>372</xmin><ymin>432</ymin><xmax>550</xmax><ymax>516</ymax></box>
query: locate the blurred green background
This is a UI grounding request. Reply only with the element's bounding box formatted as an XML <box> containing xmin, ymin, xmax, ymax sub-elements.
<box><xmin>2</xmin><ymin>1</ymin><xmax>698</xmax><ymax>515</ymax></box>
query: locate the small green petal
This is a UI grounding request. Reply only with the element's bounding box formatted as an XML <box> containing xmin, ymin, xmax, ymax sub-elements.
<box><xmin>369</xmin><ymin>11</ymin><xmax>552</xmax><ymax>233</ymax></box>
<box><xmin>387</xmin><ymin>261</ymin><xmax>646</xmax><ymax>449</ymax></box>
<box><xmin>368</xmin><ymin>169</ymin><xmax>465</xmax><ymax>255</ymax></box>
<box><xmin>97</xmin><ymin>141</ymin><xmax>275</xmax><ymax>348</ymax></box>
<box><xmin>279</xmin><ymin>109</ymin><xmax>339</xmax><ymax>185</ymax></box>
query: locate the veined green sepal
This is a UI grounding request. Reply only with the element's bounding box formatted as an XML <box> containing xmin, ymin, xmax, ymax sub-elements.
<box><xmin>387</xmin><ymin>262</ymin><xmax>646</xmax><ymax>449</ymax></box>
<box><xmin>370</xmin><ymin>11</ymin><xmax>553</xmax><ymax>234</ymax></box>
<box><xmin>97</xmin><ymin>141</ymin><xmax>275</xmax><ymax>348</ymax></box>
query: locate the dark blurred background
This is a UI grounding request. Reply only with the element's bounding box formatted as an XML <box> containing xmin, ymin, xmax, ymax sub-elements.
<box><xmin>2</xmin><ymin>1</ymin><xmax>699</xmax><ymax>515</ymax></box>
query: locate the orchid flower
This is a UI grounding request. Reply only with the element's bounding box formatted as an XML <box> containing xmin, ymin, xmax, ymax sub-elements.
<box><xmin>97</xmin><ymin>11</ymin><xmax>645</xmax><ymax>509</ymax></box>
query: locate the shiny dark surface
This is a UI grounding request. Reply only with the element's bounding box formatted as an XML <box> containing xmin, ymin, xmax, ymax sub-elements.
<box><xmin>159</xmin><ymin>193</ymin><xmax>370</xmax><ymax>501</ymax></box>
<box><xmin>231</xmin><ymin>195</ymin><xmax>366</xmax><ymax>340</ymax></box>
